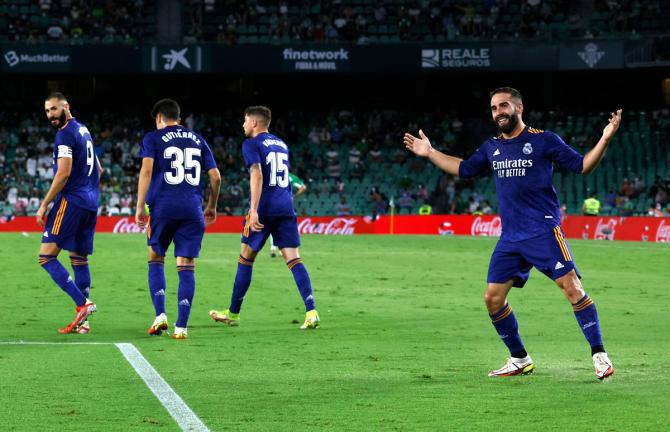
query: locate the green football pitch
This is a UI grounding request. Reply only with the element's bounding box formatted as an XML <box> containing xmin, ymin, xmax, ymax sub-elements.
<box><xmin>1</xmin><ymin>233</ymin><xmax>669</xmax><ymax>431</ymax></box>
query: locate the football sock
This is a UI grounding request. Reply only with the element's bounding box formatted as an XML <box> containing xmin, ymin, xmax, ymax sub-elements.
<box><xmin>70</xmin><ymin>255</ymin><xmax>91</xmax><ymax>298</ymax></box>
<box><xmin>287</xmin><ymin>258</ymin><xmax>315</xmax><ymax>312</ymax></box>
<box><xmin>176</xmin><ymin>265</ymin><xmax>195</xmax><ymax>328</ymax></box>
<box><xmin>489</xmin><ymin>303</ymin><xmax>526</xmax><ymax>357</ymax></box>
<box><xmin>40</xmin><ymin>255</ymin><xmax>86</xmax><ymax>306</ymax></box>
<box><xmin>572</xmin><ymin>294</ymin><xmax>605</xmax><ymax>355</ymax></box>
<box><xmin>148</xmin><ymin>261</ymin><xmax>166</xmax><ymax>316</ymax></box>
<box><xmin>230</xmin><ymin>255</ymin><xmax>254</xmax><ymax>314</ymax></box>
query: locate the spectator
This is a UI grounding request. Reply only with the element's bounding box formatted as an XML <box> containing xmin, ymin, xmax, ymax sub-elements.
<box><xmin>620</xmin><ymin>178</ymin><xmax>634</xmax><ymax>197</ymax></box>
<box><xmin>336</xmin><ymin>197</ymin><xmax>351</xmax><ymax>216</ymax></box>
<box><xmin>397</xmin><ymin>190</ymin><xmax>414</xmax><ymax>213</ymax></box>
<box><xmin>582</xmin><ymin>193</ymin><xmax>601</xmax><ymax>216</ymax></box>
<box><xmin>648</xmin><ymin>203</ymin><xmax>664</xmax><ymax>217</ymax></box>
<box><xmin>415</xmin><ymin>184</ymin><xmax>429</xmax><ymax>202</ymax></box>
<box><xmin>481</xmin><ymin>200</ymin><xmax>493</xmax><ymax>215</ymax></box>
<box><xmin>604</xmin><ymin>189</ymin><xmax>617</xmax><ymax>208</ymax></box>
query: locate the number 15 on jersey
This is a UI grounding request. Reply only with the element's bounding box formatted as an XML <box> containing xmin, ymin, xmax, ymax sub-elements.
<box><xmin>266</xmin><ymin>151</ymin><xmax>288</xmax><ymax>188</ymax></box>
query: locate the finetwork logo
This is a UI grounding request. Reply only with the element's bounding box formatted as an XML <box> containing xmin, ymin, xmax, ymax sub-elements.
<box><xmin>282</xmin><ymin>48</ymin><xmax>350</xmax><ymax>71</ymax></box>
<box><xmin>578</xmin><ymin>43</ymin><xmax>605</xmax><ymax>68</ymax></box>
<box><xmin>4</xmin><ymin>50</ymin><xmax>69</xmax><ymax>67</ymax></box>
<box><xmin>421</xmin><ymin>47</ymin><xmax>490</xmax><ymax>68</ymax></box>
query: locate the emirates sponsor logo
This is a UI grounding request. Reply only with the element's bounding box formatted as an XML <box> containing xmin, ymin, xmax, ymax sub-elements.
<box><xmin>594</xmin><ymin>218</ymin><xmax>617</xmax><ymax>240</ymax></box>
<box><xmin>471</xmin><ymin>216</ymin><xmax>502</xmax><ymax>237</ymax></box>
<box><xmin>655</xmin><ymin>221</ymin><xmax>670</xmax><ymax>243</ymax></box>
<box><xmin>298</xmin><ymin>218</ymin><xmax>357</xmax><ymax>235</ymax></box>
<box><xmin>113</xmin><ymin>217</ymin><xmax>146</xmax><ymax>234</ymax></box>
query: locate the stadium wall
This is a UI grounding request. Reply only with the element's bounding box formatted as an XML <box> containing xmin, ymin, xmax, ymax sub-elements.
<box><xmin>2</xmin><ymin>215</ymin><xmax>669</xmax><ymax>242</ymax></box>
<box><xmin>0</xmin><ymin>40</ymin><xmax>654</xmax><ymax>74</ymax></box>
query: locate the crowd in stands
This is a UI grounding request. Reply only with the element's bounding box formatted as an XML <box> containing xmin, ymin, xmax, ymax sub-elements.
<box><xmin>0</xmin><ymin>0</ymin><xmax>154</xmax><ymax>43</ymax></box>
<box><xmin>1</xmin><ymin>0</ymin><xmax>666</xmax><ymax>45</ymax></box>
<box><xmin>184</xmin><ymin>0</ymin><xmax>667</xmax><ymax>44</ymax></box>
<box><xmin>1</xmin><ymin>106</ymin><xmax>670</xmax><ymax>220</ymax></box>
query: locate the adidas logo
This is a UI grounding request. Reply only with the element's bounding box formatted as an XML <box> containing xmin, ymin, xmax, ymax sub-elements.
<box><xmin>43</xmin><ymin>231</ymin><xmax>49</xmax><ymax>237</ymax></box>
<box><xmin>154</xmin><ymin>289</ymin><xmax>165</xmax><ymax>297</ymax></box>
<box><xmin>493</xmin><ymin>148</ymin><xmax>500</xmax><ymax>156</ymax></box>
<box><xmin>555</xmin><ymin>261</ymin><xmax>565</xmax><ymax>270</ymax></box>
<box><xmin>179</xmin><ymin>299</ymin><xmax>190</xmax><ymax>307</ymax></box>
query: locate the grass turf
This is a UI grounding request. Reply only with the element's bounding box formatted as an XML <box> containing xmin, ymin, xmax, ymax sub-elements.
<box><xmin>1</xmin><ymin>233</ymin><xmax>669</xmax><ymax>431</ymax></box>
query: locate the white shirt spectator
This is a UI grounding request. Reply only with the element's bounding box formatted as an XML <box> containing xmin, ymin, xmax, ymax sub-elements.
<box><xmin>109</xmin><ymin>193</ymin><xmax>120</xmax><ymax>208</ymax></box>
<box><xmin>26</xmin><ymin>158</ymin><xmax>37</xmax><ymax>176</ymax></box>
<box><xmin>348</xmin><ymin>147</ymin><xmax>361</xmax><ymax>164</ymax></box>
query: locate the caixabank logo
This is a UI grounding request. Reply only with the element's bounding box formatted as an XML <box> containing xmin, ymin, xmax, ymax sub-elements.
<box><xmin>149</xmin><ymin>46</ymin><xmax>202</xmax><ymax>72</ymax></box>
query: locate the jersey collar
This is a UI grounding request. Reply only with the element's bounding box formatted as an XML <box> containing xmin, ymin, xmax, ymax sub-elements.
<box><xmin>496</xmin><ymin>126</ymin><xmax>527</xmax><ymax>141</ymax></box>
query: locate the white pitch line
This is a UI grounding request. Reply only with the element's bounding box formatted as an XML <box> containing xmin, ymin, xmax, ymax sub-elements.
<box><xmin>115</xmin><ymin>343</ymin><xmax>210</xmax><ymax>432</ymax></box>
<box><xmin>2</xmin><ymin>341</ymin><xmax>210</xmax><ymax>432</ymax></box>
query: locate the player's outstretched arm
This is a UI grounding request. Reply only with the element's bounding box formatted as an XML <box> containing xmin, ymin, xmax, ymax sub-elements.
<box><xmin>37</xmin><ymin>157</ymin><xmax>72</xmax><ymax>226</ymax></box>
<box><xmin>135</xmin><ymin>157</ymin><xmax>153</xmax><ymax>228</ymax></box>
<box><xmin>582</xmin><ymin>109</ymin><xmax>622</xmax><ymax>175</ymax></box>
<box><xmin>204</xmin><ymin>167</ymin><xmax>221</xmax><ymax>225</ymax></box>
<box><xmin>404</xmin><ymin>129</ymin><xmax>463</xmax><ymax>176</ymax></box>
<box><xmin>246</xmin><ymin>163</ymin><xmax>265</xmax><ymax>232</ymax></box>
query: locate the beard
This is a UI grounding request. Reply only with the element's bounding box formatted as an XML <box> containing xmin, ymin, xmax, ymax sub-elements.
<box><xmin>49</xmin><ymin>111</ymin><xmax>68</xmax><ymax>129</ymax></box>
<box><xmin>494</xmin><ymin>113</ymin><xmax>519</xmax><ymax>134</ymax></box>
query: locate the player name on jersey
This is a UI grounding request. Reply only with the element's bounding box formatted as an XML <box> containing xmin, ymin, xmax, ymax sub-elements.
<box><xmin>262</xmin><ymin>138</ymin><xmax>287</xmax><ymax>149</ymax></box>
<box><xmin>160</xmin><ymin>130</ymin><xmax>202</xmax><ymax>144</ymax></box>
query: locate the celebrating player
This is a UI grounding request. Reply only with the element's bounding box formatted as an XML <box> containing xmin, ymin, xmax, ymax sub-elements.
<box><xmin>209</xmin><ymin>106</ymin><xmax>320</xmax><ymax>329</ymax></box>
<box><xmin>37</xmin><ymin>92</ymin><xmax>100</xmax><ymax>334</ymax></box>
<box><xmin>136</xmin><ymin>99</ymin><xmax>221</xmax><ymax>340</ymax></box>
<box><xmin>269</xmin><ymin>172</ymin><xmax>307</xmax><ymax>258</ymax></box>
<box><xmin>404</xmin><ymin>87</ymin><xmax>621</xmax><ymax>380</ymax></box>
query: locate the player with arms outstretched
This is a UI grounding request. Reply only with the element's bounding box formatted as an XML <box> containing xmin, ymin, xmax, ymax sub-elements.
<box><xmin>209</xmin><ymin>106</ymin><xmax>320</xmax><ymax>329</ymax></box>
<box><xmin>404</xmin><ymin>87</ymin><xmax>621</xmax><ymax>380</ymax></box>
<box><xmin>38</xmin><ymin>92</ymin><xmax>101</xmax><ymax>334</ymax></box>
<box><xmin>269</xmin><ymin>172</ymin><xmax>307</xmax><ymax>258</ymax></box>
<box><xmin>136</xmin><ymin>99</ymin><xmax>221</xmax><ymax>339</ymax></box>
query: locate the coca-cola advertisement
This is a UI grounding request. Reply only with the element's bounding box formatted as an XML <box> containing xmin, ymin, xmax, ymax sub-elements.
<box><xmin>1</xmin><ymin>214</ymin><xmax>670</xmax><ymax>242</ymax></box>
<box><xmin>110</xmin><ymin>217</ymin><xmax>146</xmax><ymax>234</ymax></box>
<box><xmin>655</xmin><ymin>220</ymin><xmax>670</xmax><ymax>243</ymax></box>
<box><xmin>470</xmin><ymin>216</ymin><xmax>503</xmax><ymax>237</ymax></box>
<box><xmin>298</xmin><ymin>217</ymin><xmax>360</xmax><ymax>235</ymax></box>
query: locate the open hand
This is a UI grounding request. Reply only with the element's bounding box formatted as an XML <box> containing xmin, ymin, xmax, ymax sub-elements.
<box><xmin>403</xmin><ymin>129</ymin><xmax>432</xmax><ymax>157</ymax></box>
<box><xmin>602</xmin><ymin>109</ymin><xmax>622</xmax><ymax>142</ymax></box>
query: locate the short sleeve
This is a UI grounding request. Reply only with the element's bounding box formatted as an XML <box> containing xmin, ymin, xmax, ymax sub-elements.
<box><xmin>291</xmin><ymin>174</ymin><xmax>305</xmax><ymax>188</ymax></box>
<box><xmin>458</xmin><ymin>143</ymin><xmax>490</xmax><ymax>178</ymax></box>
<box><xmin>242</xmin><ymin>139</ymin><xmax>261</xmax><ymax>168</ymax></box>
<box><xmin>200</xmin><ymin>139</ymin><xmax>217</xmax><ymax>171</ymax></box>
<box><xmin>545</xmin><ymin>132</ymin><xmax>584</xmax><ymax>174</ymax></box>
<box><xmin>55</xmin><ymin>131</ymin><xmax>74</xmax><ymax>159</ymax></box>
<box><xmin>139</xmin><ymin>134</ymin><xmax>156</xmax><ymax>159</ymax></box>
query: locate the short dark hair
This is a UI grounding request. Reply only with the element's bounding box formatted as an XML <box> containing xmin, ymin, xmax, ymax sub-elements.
<box><xmin>45</xmin><ymin>91</ymin><xmax>67</xmax><ymax>102</ymax></box>
<box><xmin>151</xmin><ymin>98</ymin><xmax>181</xmax><ymax>121</ymax></box>
<box><xmin>244</xmin><ymin>105</ymin><xmax>271</xmax><ymax>126</ymax></box>
<box><xmin>490</xmin><ymin>87</ymin><xmax>523</xmax><ymax>102</ymax></box>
